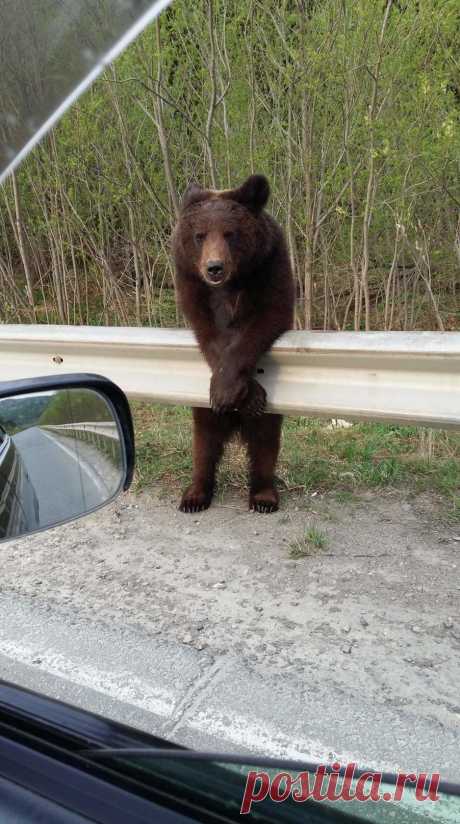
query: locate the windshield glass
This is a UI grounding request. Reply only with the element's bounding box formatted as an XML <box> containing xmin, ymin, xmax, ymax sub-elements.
<box><xmin>0</xmin><ymin>0</ymin><xmax>171</xmax><ymax>183</ymax></box>
<box><xmin>82</xmin><ymin>752</ymin><xmax>460</xmax><ymax>823</ymax></box>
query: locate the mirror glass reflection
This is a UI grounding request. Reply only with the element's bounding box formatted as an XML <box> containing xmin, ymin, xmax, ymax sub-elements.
<box><xmin>0</xmin><ymin>387</ymin><xmax>124</xmax><ymax>540</ymax></box>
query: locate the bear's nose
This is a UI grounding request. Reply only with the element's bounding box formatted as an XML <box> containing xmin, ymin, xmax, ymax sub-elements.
<box><xmin>207</xmin><ymin>260</ymin><xmax>224</xmax><ymax>279</ymax></box>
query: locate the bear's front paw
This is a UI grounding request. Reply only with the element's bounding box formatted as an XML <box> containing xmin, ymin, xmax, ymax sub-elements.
<box><xmin>179</xmin><ymin>485</ymin><xmax>213</xmax><ymax>513</ymax></box>
<box><xmin>249</xmin><ymin>487</ymin><xmax>279</xmax><ymax>514</ymax></box>
<box><xmin>239</xmin><ymin>379</ymin><xmax>266</xmax><ymax>417</ymax></box>
<box><xmin>210</xmin><ymin>370</ymin><xmax>248</xmax><ymax>415</ymax></box>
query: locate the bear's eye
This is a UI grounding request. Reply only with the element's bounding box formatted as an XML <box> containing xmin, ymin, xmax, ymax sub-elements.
<box><xmin>195</xmin><ymin>232</ymin><xmax>206</xmax><ymax>243</ymax></box>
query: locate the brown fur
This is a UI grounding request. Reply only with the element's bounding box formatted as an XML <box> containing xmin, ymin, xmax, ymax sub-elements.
<box><xmin>172</xmin><ymin>174</ymin><xmax>295</xmax><ymax>513</ymax></box>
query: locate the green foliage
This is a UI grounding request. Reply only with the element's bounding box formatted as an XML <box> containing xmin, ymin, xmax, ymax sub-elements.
<box><xmin>133</xmin><ymin>403</ymin><xmax>193</xmax><ymax>492</ymax></box>
<box><xmin>0</xmin><ymin>395</ymin><xmax>51</xmax><ymax>434</ymax></box>
<box><xmin>39</xmin><ymin>390</ymin><xmax>113</xmax><ymax>426</ymax></box>
<box><xmin>290</xmin><ymin>526</ymin><xmax>329</xmax><ymax>558</ymax></box>
<box><xmin>281</xmin><ymin>418</ymin><xmax>460</xmax><ymax>504</ymax></box>
<box><xmin>131</xmin><ymin>403</ymin><xmax>460</xmax><ymax>517</ymax></box>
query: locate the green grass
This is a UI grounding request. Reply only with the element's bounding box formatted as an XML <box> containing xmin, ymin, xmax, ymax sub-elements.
<box><xmin>132</xmin><ymin>403</ymin><xmax>460</xmax><ymax>518</ymax></box>
<box><xmin>134</xmin><ymin>403</ymin><xmax>193</xmax><ymax>495</ymax></box>
<box><xmin>289</xmin><ymin>526</ymin><xmax>329</xmax><ymax>558</ymax></box>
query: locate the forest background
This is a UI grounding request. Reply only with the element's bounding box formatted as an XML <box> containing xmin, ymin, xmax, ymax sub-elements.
<box><xmin>1</xmin><ymin>0</ymin><xmax>459</xmax><ymax>333</ymax></box>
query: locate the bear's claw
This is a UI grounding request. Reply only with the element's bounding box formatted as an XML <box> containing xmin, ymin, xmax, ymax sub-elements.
<box><xmin>209</xmin><ymin>371</ymin><xmax>248</xmax><ymax>415</ymax></box>
<box><xmin>179</xmin><ymin>486</ymin><xmax>213</xmax><ymax>513</ymax></box>
<box><xmin>240</xmin><ymin>379</ymin><xmax>267</xmax><ymax>417</ymax></box>
<box><xmin>251</xmin><ymin>502</ymin><xmax>278</xmax><ymax>513</ymax></box>
<box><xmin>249</xmin><ymin>488</ymin><xmax>279</xmax><ymax>513</ymax></box>
<box><xmin>210</xmin><ymin>378</ymin><xmax>266</xmax><ymax>417</ymax></box>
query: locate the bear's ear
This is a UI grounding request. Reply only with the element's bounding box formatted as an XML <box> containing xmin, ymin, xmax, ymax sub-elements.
<box><xmin>181</xmin><ymin>182</ymin><xmax>206</xmax><ymax>211</ymax></box>
<box><xmin>225</xmin><ymin>174</ymin><xmax>270</xmax><ymax>214</ymax></box>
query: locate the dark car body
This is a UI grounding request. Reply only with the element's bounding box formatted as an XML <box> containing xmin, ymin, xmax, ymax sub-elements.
<box><xmin>0</xmin><ymin>424</ymin><xmax>39</xmax><ymax>539</ymax></box>
<box><xmin>1</xmin><ymin>678</ymin><xmax>459</xmax><ymax>824</ymax></box>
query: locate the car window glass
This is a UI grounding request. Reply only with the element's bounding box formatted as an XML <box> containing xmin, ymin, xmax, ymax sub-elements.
<box><xmin>0</xmin><ymin>0</ymin><xmax>171</xmax><ymax>182</ymax></box>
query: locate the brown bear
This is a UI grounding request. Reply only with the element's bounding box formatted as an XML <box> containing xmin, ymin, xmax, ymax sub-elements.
<box><xmin>172</xmin><ymin>174</ymin><xmax>295</xmax><ymax>513</ymax></box>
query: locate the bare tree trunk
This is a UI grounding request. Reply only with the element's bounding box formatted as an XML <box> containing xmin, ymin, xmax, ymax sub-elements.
<box><xmin>217</xmin><ymin>4</ymin><xmax>232</xmax><ymax>187</ymax></box>
<box><xmin>301</xmin><ymin>94</ymin><xmax>314</xmax><ymax>330</ymax></box>
<box><xmin>6</xmin><ymin>173</ymin><xmax>35</xmax><ymax>313</ymax></box>
<box><xmin>360</xmin><ymin>0</ymin><xmax>393</xmax><ymax>331</ymax></box>
<box><xmin>246</xmin><ymin>0</ymin><xmax>256</xmax><ymax>174</ymax></box>
<box><xmin>12</xmin><ymin>174</ymin><xmax>35</xmax><ymax>309</ymax></box>
<box><xmin>384</xmin><ymin>223</ymin><xmax>401</xmax><ymax>330</ymax></box>
<box><xmin>153</xmin><ymin>19</ymin><xmax>180</xmax><ymax>217</ymax></box>
<box><xmin>412</xmin><ymin>229</ymin><xmax>445</xmax><ymax>331</ymax></box>
<box><xmin>205</xmin><ymin>0</ymin><xmax>218</xmax><ymax>188</ymax></box>
<box><xmin>286</xmin><ymin>99</ymin><xmax>298</xmax><ymax>278</ymax></box>
<box><xmin>108</xmin><ymin>67</ymin><xmax>145</xmax><ymax>324</ymax></box>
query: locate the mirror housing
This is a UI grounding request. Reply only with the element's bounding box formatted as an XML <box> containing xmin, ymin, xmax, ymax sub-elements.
<box><xmin>0</xmin><ymin>374</ymin><xmax>134</xmax><ymax>542</ymax></box>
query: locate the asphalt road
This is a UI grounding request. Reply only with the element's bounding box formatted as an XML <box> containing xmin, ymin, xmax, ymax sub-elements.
<box><xmin>1</xmin><ymin>587</ymin><xmax>458</xmax><ymax>782</ymax></box>
<box><xmin>0</xmin><ymin>488</ymin><xmax>458</xmax><ymax>786</ymax></box>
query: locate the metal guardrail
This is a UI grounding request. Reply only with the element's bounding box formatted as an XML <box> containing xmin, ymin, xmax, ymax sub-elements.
<box><xmin>42</xmin><ymin>422</ymin><xmax>119</xmax><ymax>440</ymax></box>
<box><xmin>41</xmin><ymin>422</ymin><xmax>121</xmax><ymax>466</ymax></box>
<box><xmin>0</xmin><ymin>325</ymin><xmax>459</xmax><ymax>429</ymax></box>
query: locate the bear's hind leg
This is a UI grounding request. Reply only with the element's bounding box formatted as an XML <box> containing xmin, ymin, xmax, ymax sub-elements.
<box><xmin>179</xmin><ymin>408</ymin><xmax>233</xmax><ymax>513</ymax></box>
<box><xmin>242</xmin><ymin>413</ymin><xmax>282</xmax><ymax>514</ymax></box>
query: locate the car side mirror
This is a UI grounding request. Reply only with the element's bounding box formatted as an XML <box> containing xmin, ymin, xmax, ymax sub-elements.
<box><xmin>0</xmin><ymin>375</ymin><xmax>134</xmax><ymax>542</ymax></box>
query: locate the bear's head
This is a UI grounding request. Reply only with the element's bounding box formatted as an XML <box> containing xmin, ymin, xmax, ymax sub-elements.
<box><xmin>174</xmin><ymin>174</ymin><xmax>271</xmax><ymax>288</ymax></box>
